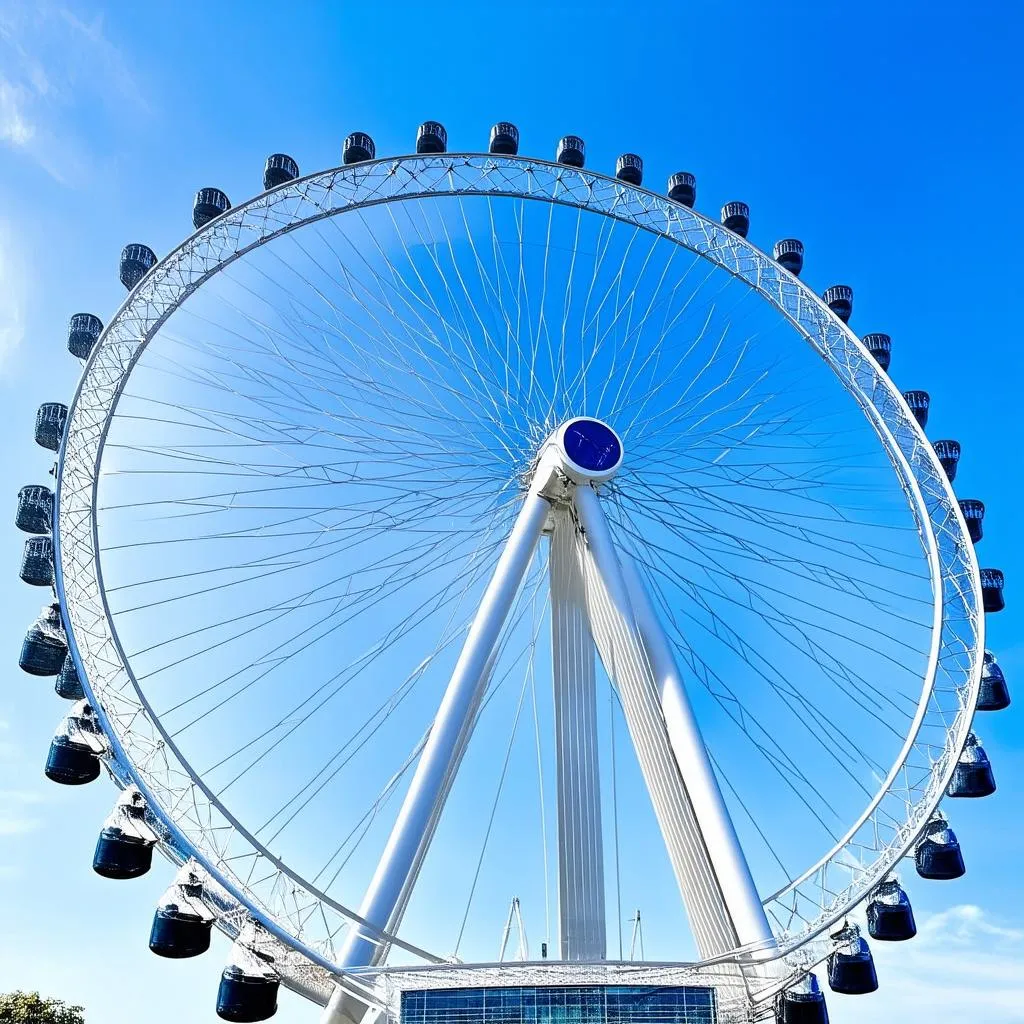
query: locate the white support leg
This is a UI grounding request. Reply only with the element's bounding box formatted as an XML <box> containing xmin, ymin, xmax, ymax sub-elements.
<box><xmin>331</xmin><ymin>477</ymin><xmax>552</xmax><ymax>981</ymax></box>
<box><xmin>550</xmin><ymin>509</ymin><xmax>606</xmax><ymax>962</ymax></box>
<box><xmin>618</xmin><ymin>555</ymin><xmax>776</xmax><ymax>955</ymax></box>
<box><xmin>573</xmin><ymin>484</ymin><xmax>773</xmax><ymax>959</ymax></box>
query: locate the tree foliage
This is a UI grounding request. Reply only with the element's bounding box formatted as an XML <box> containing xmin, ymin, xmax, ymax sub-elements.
<box><xmin>0</xmin><ymin>992</ymin><xmax>85</xmax><ymax>1024</ymax></box>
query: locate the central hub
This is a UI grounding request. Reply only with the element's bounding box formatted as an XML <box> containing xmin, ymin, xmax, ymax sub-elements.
<box><xmin>553</xmin><ymin>417</ymin><xmax>623</xmax><ymax>484</ymax></box>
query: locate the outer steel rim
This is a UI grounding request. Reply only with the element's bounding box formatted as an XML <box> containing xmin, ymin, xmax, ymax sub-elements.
<box><xmin>54</xmin><ymin>153</ymin><xmax>983</xmax><ymax>988</ymax></box>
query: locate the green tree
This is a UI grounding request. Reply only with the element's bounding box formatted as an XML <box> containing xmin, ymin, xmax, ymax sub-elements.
<box><xmin>0</xmin><ymin>992</ymin><xmax>85</xmax><ymax>1024</ymax></box>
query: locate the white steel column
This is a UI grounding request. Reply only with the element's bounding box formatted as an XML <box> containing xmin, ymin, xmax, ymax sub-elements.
<box><xmin>573</xmin><ymin>484</ymin><xmax>773</xmax><ymax>959</ymax></box>
<box><xmin>619</xmin><ymin>556</ymin><xmax>776</xmax><ymax>955</ymax></box>
<box><xmin>334</xmin><ymin>478</ymin><xmax>552</xmax><ymax>975</ymax></box>
<box><xmin>550</xmin><ymin>509</ymin><xmax>606</xmax><ymax>961</ymax></box>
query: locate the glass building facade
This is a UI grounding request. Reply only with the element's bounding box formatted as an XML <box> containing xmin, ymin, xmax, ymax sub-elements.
<box><xmin>400</xmin><ymin>986</ymin><xmax>717</xmax><ymax>1024</ymax></box>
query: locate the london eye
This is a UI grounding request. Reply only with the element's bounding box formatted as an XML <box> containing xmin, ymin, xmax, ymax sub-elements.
<box><xmin>16</xmin><ymin>121</ymin><xmax>1009</xmax><ymax>1024</ymax></box>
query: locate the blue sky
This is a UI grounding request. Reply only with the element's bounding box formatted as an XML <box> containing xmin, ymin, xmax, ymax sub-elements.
<box><xmin>2</xmin><ymin>2</ymin><xmax>1023</xmax><ymax>1023</ymax></box>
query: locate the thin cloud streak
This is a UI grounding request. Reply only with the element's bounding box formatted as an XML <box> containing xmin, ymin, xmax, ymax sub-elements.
<box><xmin>0</xmin><ymin>2</ymin><xmax>147</xmax><ymax>184</ymax></box>
<box><xmin>830</xmin><ymin>904</ymin><xmax>1024</xmax><ymax>1024</ymax></box>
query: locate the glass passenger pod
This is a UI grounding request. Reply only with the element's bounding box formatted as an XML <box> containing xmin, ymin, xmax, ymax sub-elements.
<box><xmin>721</xmin><ymin>201</ymin><xmax>750</xmax><ymax>237</ymax></box>
<box><xmin>556</xmin><ymin>135</ymin><xmax>585</xmax><ymax>167</ymax></box>
<box><xmin>67</xmin><ymin>313</ymin><xmax>103</xmax><ymax>359</ymax></box>
<box><xmin>978</xmin><ymin>650</ymin><xmax>1010</xmax><ymax>711</ymax></box>
<box><xmin>773</xmin><ymin>239</ymin><xmax>804</xmax><ymax>276</ymax></box>
<box><xmin>120</xmin><ymin>243</ymin><xmax>157</xmax><ymax>290</ymax></box>
<box><xmin>866</xmin><ymin>879</ymin><xmax>917</xmax><ymax>941</ymax></box>
<box><xmin>958</xmin><ymin>498</ymin><xmax>984</xmax><ymax>544</ymax></box>
<box><xmin>775</xmin><ymin>973</ymin><xmax>828</xmax><ymax>1024</ymax></box>
<box><xmin>980</xmin><ymin>567</ymin><xmax>1005</xmax><ymax>612</ymax></box>
<box><xmin>826</xmin><ymin>923</ymin><xmax>878</xmax><ymax>995</ymax></box>
<box><xmin>193</xmin><ymin>187</ymin><xmax>231</xmax><ymax>229</ymax></box>
<box><xmin>20</xmin><ymin>603</ymin><xmax>67</xmax><ymax>676</ymax></box>
<box><xmin>35</xmin><ymin>403</ymin><xmax>68</xmax><ymax>452</ymax></box>
<box><xmin>862</xmin><ymin>333</ymin><xmax>891</xmax><ymax>372</ymax></box>
<box><xmin>16</xmin><ymin>484</ymin><xmax>54</xmax><ymax>534</ymax></box>
<box><xmin>915</xmin><ymin>814</ymin><xmax>965</xmax><ymax>879</ymax></box>
<box><xmin>823</xmin><ymin>284</ymin><xmax>853</xmax><ymax>323</ymax></box>
<box><xmin>667</xmin><ymin>171</ymin><xmax>697</xmax><ymax>207</ymax></box>
<box><xmin>45</xmin><ymin>700</ymin><xmax>102</xmax><ymax>786</ymax></box>
<box><xmin>343</xmin><ymin>132</ymin><xmax>376</xmax><ymax>164</ymax></box>
<box><xmin>94</xmin><ymin>789</ymin><xmax>158</xmax><ymax>879</ymax></box>
<box><xmin>55</xmin><ymin>654</ymin><xmax>85</xmax><ymax>701</ymax></box>
<box><xmin>151</xmin><ymin>868</ymin><xmax>214</xmax><ymax>959</ymax></box>
<box><xmin>615</xmin><ymin>152</ymin><xmax>643</xmax><ymax>186</ymax></box>
<box><xmin>217</xmin><ymin>938</ymin><xmax>280</xmax><ymax>1023</ymax></box>
<box><xmin>20</xmin><ymin>535</ymin><xmax>54</xmax><ymax>587</ymax></box>
<box><xmin>932</xmin><ymin>439</ymin><xmax>960</xmax><ymax>482</ymax></box>
<box><xmin>263</xmin><ymin>153</ymin><xmax>299</xmax><ymax>190</ymax></box>
<box><xmin>902</xmin><ymin>389</ymin><xmax>930</xmax><ymax>429</ymax></box>
<box><xmin>947</xmin><ymin>732</ymin><xmax>996</xmax><ymax>798</ymax></box>
<box><xmin>489</xmin><ymin>122</ymin><xmax>520</xmax><ymax>155</ymax></box>
<box><xmin>416</xmin><ymin>121</ymin><xmax>448</xmax><ymax>154</ymax></box>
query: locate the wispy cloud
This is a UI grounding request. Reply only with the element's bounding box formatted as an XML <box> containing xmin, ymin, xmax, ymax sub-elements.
<box><xmin>0</xmin><ymin>790</ymin><xmax>44</xmax><ymax>836</ymax></box>
<box><xmin>0</xmin><ymin>221</ymin><xmax>29</xmax><ymax>367</ymax></box>
<box><xmin>0</xmin><ymin>2</ymin><xmax>146</xmax><ymax>183</ymax></box>
<box><xmin>830</xmin><ymin>903</ymin><xmax>1024</xmax><ymax>1024</ymax></box>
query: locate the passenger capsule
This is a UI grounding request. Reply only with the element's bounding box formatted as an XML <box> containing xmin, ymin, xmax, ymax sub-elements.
<box><xmin>263</xmin><ymin>153</ymin><xmax>299</xmax><ymax>190</ymax></box>
<box><xmin>151</xmin><ymin>903</ymin><xmax>213</xmax><ymax>958</ymax></box>
<box><xmin>721</xmin><ymin>201</ymin><xmax>750</xmax><ymax>237</ymax></box>
<box><xmin>193</xmin><ymin>188</ymin><xmax>231</xmax><ymax>229</ymax></box>
<box><xmin>915</xmin><ymin>815</ymin><xmax>965</xmax><ymax>879</ymax></box>
<box><xmin>773</xmin><ymin>239</ymin><xmax>804</xmax><ymax>276</ymax></box>
<box><xmin>342</xmin><ymin>131</ymin><xmax>375</xmax><ymax>164</ymax></box>
<box><xmin>615</xmin><ymin>153</ymin><xmax>643</xmax><ymax>186</ymax></box>
<box><xmin>947</xmin><ymin>733</ymin><xmax>996</xmax><ymax>798</ymax></box>
<box><xmin>45</xmin><ymin>701</ymin><xmax>102</xmax><ymax>786</ymax></box>
<box><xmin>823</xmin><ymin>285</ymin><xmax>853</xmax><ymax>323</ymax></box>
<box><xmin>981</xmin><ymin>568</ymin><xmax>1005</xmax><ymax>612</ymax></box>
<box><xmin>217</xmin><ymin>966</ymin><xmax>280</xmax><ymax>1023</ymax></box>
<box><xmin>94</xmin><ymin>826</ymin><xmax>153</xmax><ymax>878</ymax></box>
<box><xmin>932</xmin><ymin>439</ymin><xmax>961</xmax><ymax>482</ymax></box>
<box><xmin>120</xmin><ymin>244</ymin><xmax>157</xmax><ymax>290</ymax></box>
<box><xmin>863</xmin><ymin>333</ymin><xmax>891</xmax><ymax>372</ymax></box>
<box><xmin>35</xmin><ymin>403</ymin><xmax>68</xmax><ymax>452</ymax></box>
<box><xmin>977</xmin><ymin>650</ymin><xmax>1010</xmax><ymax>711</ymax></box>
<box><xmin>20</xmin><ymin>603</ymin><xmax>67</xmax><ymax>676</ymax></box>
<box><xmin>55</xmin><ymin>654</ymin><xmax>85</xmax><ymax>701</ymax></box>
<box><xmin>67</xmin><ymin>313</ymin><xmax>102</xmax><ymax>360</ymax></box>
<box><xmin>775</xmin><ymin>973</ymin><xmax>828</xmax><ymax>1024</ymax></box>
<box><xmin>150</xmin><ymin>870</ymin><xmax>213</xmax><ymax>958</ymax></box>
<box><xmin>45</xmin><ymin>735</ymin><xmax>100</xmax><ymax>785</ymax></box>
<box><xmin>416</xmin><ymin>121</ymin><xmax>447</xmax><ymax>155</ymax></box>
<box><xmin>556</xmin><ymin>135</ymin><xmax>585</xmax><ymax>168</ymax></box>
<box><xmin>94</xmin><ymin>788</ymin><xmax>156</xmax><ymax>878</ymax></box>
<box><xmin>20</xmin><ymin>535</ymin><xmax>53</xmax><ymax>587</ymax></box>
<box><xmin>667</xmin><ymin>172</ymin><xmax>696</xmax><ymax>207</ymax></box>
<box><xmin>489</xmin><ymin>122</ymin><xmax>519</xmax><ymax>155</ymax></box>
<box><xmin>826</xmin><ymin>923</ymin><xmax>877</xmax><ymax>995</ymax></box>
<box><xmin>16</xmin><ymin>485</ymin><xmax>53</xmax><ymax>534</ymax></box>
<box><xmin>866</xmin><ymin>879</ymin><xmax>916</xmax><ymax>941</ymax></box>
<box><xmin>903</xmin><ymin>390</ymin><xmax>930</xmax><ymax>429</ymax></box>
<box><xmin>958</xmin><ymin>499</ymin><xmax>985</xmax><ymax>544</ymax></box>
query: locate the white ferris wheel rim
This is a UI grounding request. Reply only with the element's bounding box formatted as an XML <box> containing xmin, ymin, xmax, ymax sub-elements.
<box><xmin>53</xmin><ymin>152</ymin><xmax>984</xmax><ymax>994</ymax></box>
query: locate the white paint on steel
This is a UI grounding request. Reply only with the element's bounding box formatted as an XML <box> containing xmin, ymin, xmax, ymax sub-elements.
<box><xmin>336</xmin><ymin>463</ymin><xmax>555</xmax><ymax>971</ymax></box>
<box><xmin>618</xmin><ymin>554</ymin><xmax>776</xmax><ymax>956</ymax></box>
<box><xmin>550</xmin><ymin>509</ymin><xmax>606</xmax><ymax>961</ymax></box>
<box><xmin>575</xmin><ymin>484</ymin><xmax>747</xmax><ymax>960</ymax></box>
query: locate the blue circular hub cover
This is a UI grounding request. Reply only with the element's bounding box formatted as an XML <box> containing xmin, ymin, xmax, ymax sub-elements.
<box><xmin>562</xmin><ymin>419</ymin><xmax>622</xmax><ymax>473</ymax></box>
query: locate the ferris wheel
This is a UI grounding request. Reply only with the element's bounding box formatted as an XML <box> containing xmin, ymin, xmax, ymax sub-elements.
<box><xmin>16</xmin><ymin>120</ymin><xmax>1012</xmax><ymax>1024</ymax></box>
